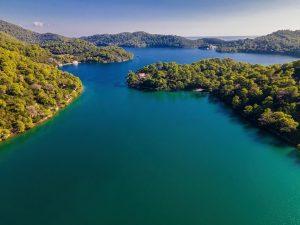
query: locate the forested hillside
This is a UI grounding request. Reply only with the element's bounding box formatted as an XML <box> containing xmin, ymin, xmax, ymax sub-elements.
<box><xmin>40</xmin><ymin>39</ymin><xmax>133</xmax><ymax>64</ymax></box>
<box><xmin>0</xmin><ymin>32</ymin><xmax>83</xmax><ymax>141</ymax></box>
<box><xmin>82</xmin><ymin>30</ymin><xmax>300</xmax><ymax>57</ymax></box>
<box><xmin>217</xmin><ymin>30</ymin><xmax>300</xmax><ymax>57</ymax></box>
<box><xmin>128</xmin><ymin>58</ymin><xmax>300</xmax><ymax>145</ymax></box>
<box><xmin>81</xmin><ymin>31</ymin><xmax>226</xmax><ymax>48</ymax></box>
<box><xmin>0</xmin><ymin>20</ymin><xmax>133</xmax><ymax>64</ymax></box>
<box><xmin>81</xmin><ymin>31</ymin><xmax>203</xmax><ymax>48</ymax></box>
<box><xmin>2</xmin><ymin>20</ymin><xmax>298</xmax><ymax>58</ymax></box>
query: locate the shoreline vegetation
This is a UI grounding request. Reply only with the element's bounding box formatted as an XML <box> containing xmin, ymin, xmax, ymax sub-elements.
<box><xmin>82</xmin><ymin>30</ymin><xmax>300</xmax><ymax>58</ymax></box>
<box><xmin>1</xmin><ymin>18</ymin><xmax>300</xmax><ymax>146</ymax></box>
<box><xmin>1</xmin><ymin>87</ymin><xmax>83</xmax><ymax>143</ymax></box>
<box><xmin>127</xmin><ymin>58</ymin><xmax>300</xmax><ymax>148</ymax></box>
<box><xmin>0</xmin><ymin>32</ymin><xmax>83</xmax><ymax>142</ymax></box>
<box><xmin>0</xmin><ymin>19</ymin><xmax>299</xmax><ymax>60</ymax></box>
<box><xmin>0</xmin><ymin>20</ymin><xmax>133</xmax><ymax>66</ymax></box>
<box><xmin>0</xmin><ymin>20</ymin><xmax>134</xmax><ymax>143</ymax></box>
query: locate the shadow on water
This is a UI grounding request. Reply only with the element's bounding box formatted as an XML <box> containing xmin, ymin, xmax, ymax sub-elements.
<box><xmin>287</xmin><ymin>150</ymin><xmax>300</xmax><ymax>165</ymax></box>
<box><xmin>130</xmin><ymin>88</ymin><xmax>300</xmax><ymax>164</ymax></box>
<box><xmin>128</xmin><ymin>88</ymin><xmax>293</xmax><ymax>149</ymax></box>
<box><xmin>201</xmin><ymin>94</ymin><xmax>300</xmax><ymax>165</ymax></box>
<box><xmin>128</xmin><ymin>88</ymin><xmax>208</xmax><ymax>103</ymax></box>
<box><xmin>206</xmin><ymin>95</ymin><xmax>290</xmax><ymax>148</ymax></box>
<box><xmin>128</xmin><ymin>88</ymin><xmax>293</xmax><ymax>147</ymax></box>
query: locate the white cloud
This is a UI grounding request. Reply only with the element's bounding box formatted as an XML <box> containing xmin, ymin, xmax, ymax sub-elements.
<box><xmin>33</xmin><ymin>21</ymin><xmax>44</xmax><ymax>27</ymax></box>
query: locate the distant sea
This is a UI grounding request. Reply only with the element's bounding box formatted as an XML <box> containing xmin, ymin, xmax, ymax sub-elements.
<box><xmin>186</xmin><ymin>36</ymin><xmax>257</xmax><ymax>41</ymax></box>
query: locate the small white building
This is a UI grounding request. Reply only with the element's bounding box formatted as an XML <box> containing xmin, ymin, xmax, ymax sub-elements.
<box><xmin>138</xmin><ymin>73</ymin><xmax>147</xmax><ymax>78</ymax></box>
<box><xmin>207</xmin><ymin>45</ymin><xmax>217</xmax><ymax>50</ymax></box>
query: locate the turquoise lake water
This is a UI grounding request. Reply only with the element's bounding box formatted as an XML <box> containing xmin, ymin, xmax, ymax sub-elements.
<box><xmin>0</xmin><ymin>48</ymin><xmax>300</xmax><ymax>225</ymax></box>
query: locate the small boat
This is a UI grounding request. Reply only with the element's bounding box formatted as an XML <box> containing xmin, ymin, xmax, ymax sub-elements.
<box><xmin>72</xmin><ymin>61</ymin><xmax>79</xmax><ymax>65</ymax></box>
<box><xmin>194</xmin><ymin>88</ymin><xmax>204</xmax><ymax>92</ymax></box>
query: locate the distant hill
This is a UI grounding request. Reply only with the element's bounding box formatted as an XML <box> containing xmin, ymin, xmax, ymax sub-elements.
<box><xmin>0</xmin><ymin>20</ymin><xmax>64</xmax><ymax>44</ymax></box>
<box><xmin>186</xmin><ymin>36</ymin><xmax>257</xmax><ymax>41</ymax></box>
<box><xmin>2</xmin><ymin>20</ymin><xmax>299</xmax><ymax>58</ymax></box>
<box><xmin>217</xmin><ymin>30</ymin><xmax>300</xmax><ymax>57</ymax></box>
<box><xmin>82</xmin><ymin>30</ymin><xmax>300</xmax><ymax>57</ymax></box>
<box><xmin>0</xmin><ymin>20</ymin><xmax>41</xmax><ymax>43</ymax></box>
<box><xmin>81</xmin><ymin>31</ymin><xmax>203</xmax><ymax>48</ymax></box>
<box><xmin>0</xmin><ymin>20</ymin><xmax>133</xmax><ymax>64</ymax></box>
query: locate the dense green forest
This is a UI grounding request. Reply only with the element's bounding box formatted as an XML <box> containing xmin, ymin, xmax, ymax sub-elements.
<box><xmin>128</xmin><ymin>58</ymin><xmax>300</xmax><ymax>146</ymax></box>
<box><xmin>0</xmin><ymin>32</ymin><xmax>83</xmax><ymax>142</ymax></box>
<box><xmin>41</xmin><ymin>39</ymin><xmax>133</xmax><ymax>64</ymax></box>
<box><xmin>81</xmin><ymin>31</ymin><xmax>224</xmax><ymax>48</ymax></box>
<box><xmin>217</xmin><ymin>30</ymin><xmax>300</xmax><ymax>57</ymax></box>
<box><xmin>0</xmin><ymin>20</ymin><xmax>133</xmax><ymax>64</ymax></box>
<box><xmin>82</xmin><ymin>30</ymin><xmax>300</xmax><ymax>57</ymax></box>
<box><xmin>2</xmin><ymin>19</ymin><xmax>298</xmax><ymax>58</ymax></box>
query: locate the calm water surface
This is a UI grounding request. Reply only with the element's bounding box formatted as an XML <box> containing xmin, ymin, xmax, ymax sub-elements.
<box><xmin>0</xmin><ymin>49</ymin><xmax>300</xmax><ymax>225</ymax></box>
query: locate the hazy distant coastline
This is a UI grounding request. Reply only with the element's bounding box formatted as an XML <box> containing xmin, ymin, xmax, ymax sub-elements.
<box><xmin>186</xmin><ymin>36</ymin><xmax>258</xmax><ymax>41</ymax></box>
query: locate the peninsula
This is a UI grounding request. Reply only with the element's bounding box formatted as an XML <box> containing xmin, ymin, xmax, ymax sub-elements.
<box><xmin>0</xmin><ymin>32</ymin><xmax>83</xmax><ymax>142</ymax></box>
<box><xmin>128</xmin><ymin>58</ymin><xmax>300</xmax><ymax>146</ymax></box>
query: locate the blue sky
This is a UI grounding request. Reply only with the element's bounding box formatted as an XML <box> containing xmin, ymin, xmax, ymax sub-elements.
<box><xmin>0</xmin><ymin>0</ymin><xmax>299</xmax><ymax>37</ymax></box>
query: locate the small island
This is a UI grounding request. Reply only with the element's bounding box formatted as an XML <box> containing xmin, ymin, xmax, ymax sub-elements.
<box><xmin>127</xmin><ymin>58</ymin><xmax>300</xmax><ymax>146</ymax></box>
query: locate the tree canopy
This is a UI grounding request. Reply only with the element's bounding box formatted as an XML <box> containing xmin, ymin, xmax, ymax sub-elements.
<box><xmin>82</xmin><ymin>30</ymin><xmax>300</xmax><ymax>57</ymax></box>
<box><xmin>128</xmin><ymin>58</ymin><xmax>300</xmax><ymax>145</ymax></box>
<box><xmin>0</xmin><ymin>32</ymin><xmax>83</xmax><ymax>142</ymax></box>
<box><xmin>0</xmin><ymin>20</ymin><xmax>133</xmax><ymax>64</ymax></box>
<box><xmin>82</xmin><ymin>31</ymin><xmax>206</xmax><ymax>48</ymax></box>
<box><xmin>217</xmin><ymin>30</ymin><xmax>300</xmax><ymax>57</ymax></box>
